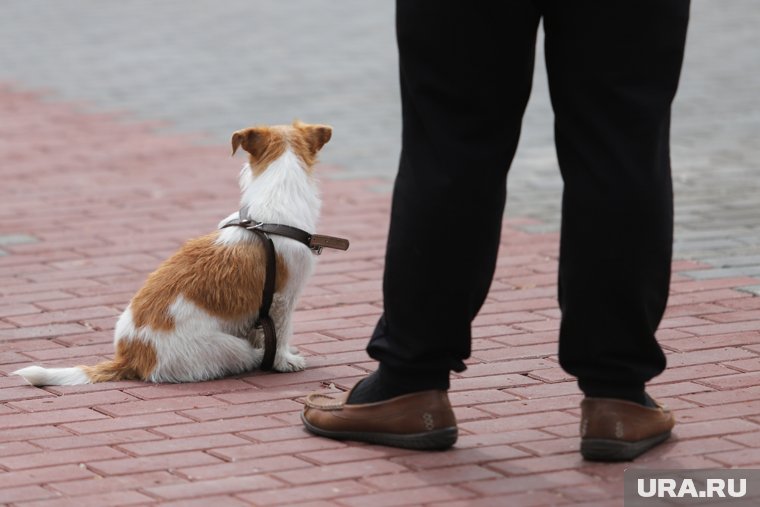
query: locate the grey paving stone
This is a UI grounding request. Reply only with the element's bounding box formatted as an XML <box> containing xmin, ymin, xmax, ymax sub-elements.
<box><xmin>702</xmin><ymin>255</ymin><xmax>760</xmax><ymax>269</ymax></box>
<box><xmin>674</xmin><ymin>238</ymin><xmax>746</xmax><ymax>252</ymax></box>
<box><xmin>738</xmin><ymin>285</ymin><xmax>760</xmax><ymax>296</ymax></box>
<box><xmin>0</xmin><ymin>234</ymin><xmax>39</xmax><ymax>246</ymax></box>
<box><xmin>679</xmin><ymin>266</ymin><xmax>760</xmax><ymax>281</ymax></box>
<box><xmin>520</xmin><ymin>223</ymin><xmax>561</xmax><ymax>235</ymax></box>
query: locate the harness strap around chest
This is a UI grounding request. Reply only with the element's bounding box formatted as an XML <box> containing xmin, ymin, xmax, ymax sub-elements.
<box><xmin>220</xmin><ymin>213</ymin><xmax>349</xmax><ymax>372</ymax></box>
<box><xmin>250</xmin><ymin>228</ymin><xmax>278</xmax><ymax>371</ymax></box>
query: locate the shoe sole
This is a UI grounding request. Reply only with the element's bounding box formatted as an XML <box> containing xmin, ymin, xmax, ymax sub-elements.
<box><xmin>301</xmin><ymin>412</ymin><xmax>457</xmax><ymax>450</ymax></box>
<box><xmin>581</xmin><ymin>430</ymin><xmax>671</xmax><ymax>462</ymax></box>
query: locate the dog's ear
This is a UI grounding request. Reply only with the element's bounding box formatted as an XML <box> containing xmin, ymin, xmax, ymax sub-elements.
<box><xmin>294</xmin><ymin>121</ymin><xmax>332</xmax><ymax>155</ymax></box>
<box><xmin>231</xmin><ymin>128</ymin><xmax>271</xmax><ymax>157</ymax></box>
<box><xmin>231</xmin><ymin>131</ymin><xmax>244</xmax><ymax>156</ymax></box>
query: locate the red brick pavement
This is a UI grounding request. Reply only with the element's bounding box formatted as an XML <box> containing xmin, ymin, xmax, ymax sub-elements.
<box><xmin>1</xmin><ymin>84</ymin><xmax>759</xmax><ymax>506</ymax></box>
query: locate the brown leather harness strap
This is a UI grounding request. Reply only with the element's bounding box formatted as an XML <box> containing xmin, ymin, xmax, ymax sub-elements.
<box><xmin>254</xmin><ymin>223</ymin><xmax>350</xmax><ymax>255</ymax></box>
<box><xmin>250</xmin><ymin>228</ymin><xmax>278</xmax><ymax>371</ymax></box>
<box><xmin>220</xmin><ymin>211</ymin><xmax>349</xmax><ymax>371</ymax></box>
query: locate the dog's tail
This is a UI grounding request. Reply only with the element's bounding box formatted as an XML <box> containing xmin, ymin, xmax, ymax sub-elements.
<box><xmin>13</xmin><ymin>359</ymin><xmax>131</xmax><ymax>386</ymax></box>
<box><xmin>14</xmin><ymin>339</ymin><xmax>156</xmax><ymax>386</ymax></box>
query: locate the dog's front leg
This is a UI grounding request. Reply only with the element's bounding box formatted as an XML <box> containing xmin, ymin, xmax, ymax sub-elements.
<box><xmin>269</xmin><ymin>296</ymin><xmax>306</xmax><ymax>372</ymax></box>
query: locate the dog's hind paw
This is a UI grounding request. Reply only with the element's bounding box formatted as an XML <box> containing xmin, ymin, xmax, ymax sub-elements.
<box><xmin>273</xmin><ymin>351</ymin><xmax>306</xmax><ymax>372</ymax></box>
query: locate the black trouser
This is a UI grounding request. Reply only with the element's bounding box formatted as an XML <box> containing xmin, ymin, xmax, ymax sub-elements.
<box><xmin>367</xmin><ymin>0</ymin><xmax>690</xmax><ymax>399</ymax></box>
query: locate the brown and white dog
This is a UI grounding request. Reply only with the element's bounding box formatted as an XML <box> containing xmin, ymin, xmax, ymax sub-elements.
<box><xmin>14</xmin><ymin>121</ymin><xmax>331</xmax><ymax>385</ymax></box>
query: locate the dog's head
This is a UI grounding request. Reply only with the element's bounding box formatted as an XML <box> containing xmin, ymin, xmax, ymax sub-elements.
<box><xmin>230</xmin><ymin>120</ymin><xmax>332</xmax><ymax>176</ymax></box>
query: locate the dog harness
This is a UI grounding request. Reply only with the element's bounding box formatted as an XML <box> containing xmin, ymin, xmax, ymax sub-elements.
<box><xmin>220</xmin><ymin>207</ymin><xmax>349</xmax><ymax>371</ymax></box>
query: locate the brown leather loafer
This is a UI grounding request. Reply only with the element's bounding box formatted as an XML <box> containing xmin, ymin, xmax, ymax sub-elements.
<box><xmin>580</xmin><ymin>396</ymin><xmax>675</xmax><ymax>461</ymax></box>
<box><xmin>301</xmin><ymin>388</ymin><xmax>458</xmax><ymax>450</ymax></box>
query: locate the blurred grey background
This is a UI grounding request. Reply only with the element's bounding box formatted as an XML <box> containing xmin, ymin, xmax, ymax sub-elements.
<box><xmin>1</xmin><ymin>0</ymin><xmax>759</xmax><ymax>280</ymax></box>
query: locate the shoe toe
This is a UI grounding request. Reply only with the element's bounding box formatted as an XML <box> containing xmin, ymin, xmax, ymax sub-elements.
<box><xmin>580</xmin><ymin>397</ymin><xmax>675</xmax><ymax>461</ymax></box>
<box><xmin>301</xmin><ymin>388</ymin><xmax>458</xmax><ymax>450</ymax></box>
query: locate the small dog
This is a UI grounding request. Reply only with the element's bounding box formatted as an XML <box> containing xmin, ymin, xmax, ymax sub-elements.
<box><xmin>14</xmin><ymin>121</ymin><xmax>331</xmax><ymax>385</ymax></box>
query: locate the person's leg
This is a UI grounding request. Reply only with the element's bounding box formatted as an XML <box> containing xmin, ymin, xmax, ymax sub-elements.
<box><xmin>358</xmin><ymin>0</ymin><xmax>542</xmax><ymax>402</ymax></box>
<box><xmin>302</xmin><ymin>1</ymin><xmax>541</xmax><ymax>449</ymax></box>
<box><xmin>544</xmin><ymin>0</ymin><xmax>689</xmax><ymax>400</ymax></box>
<box><xmin>543</xmin><ymin>0</ymin><xmax>690</xmax><ymax>460</ymax></box>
